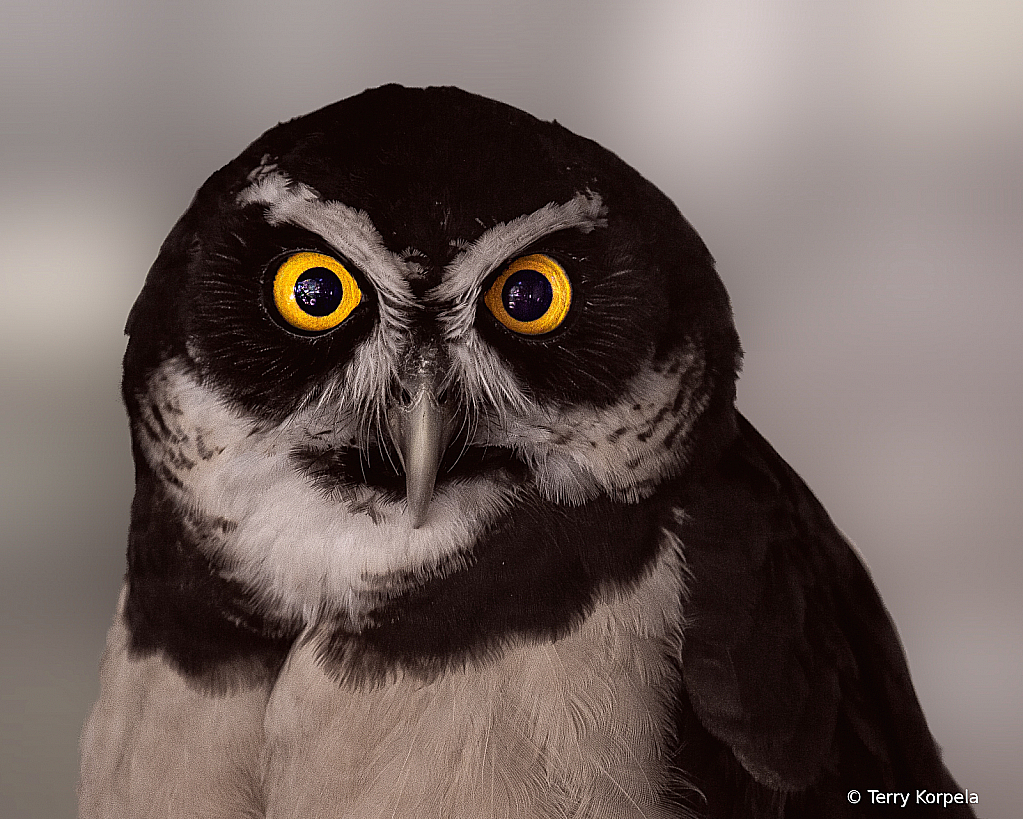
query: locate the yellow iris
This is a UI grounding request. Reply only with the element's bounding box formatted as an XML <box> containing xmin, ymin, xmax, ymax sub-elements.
<box><xmin>483</xmin><ymin>253</ymin><xmax>572</xmax><ymax>336</ymax></box>
<box><xmin>271</xmin><ymin>251</ymin><xmax>362</xmax><ymax>333</ymax></box>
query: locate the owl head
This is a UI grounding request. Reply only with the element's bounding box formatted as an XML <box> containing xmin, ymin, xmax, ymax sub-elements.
<box><xmin>123</xmin><ymin>84</ymin><xmax>740</xmax><ymax>682</ymax></box>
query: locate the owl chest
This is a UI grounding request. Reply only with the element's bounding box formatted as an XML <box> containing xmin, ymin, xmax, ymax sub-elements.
<box><xmin>260</xmin><ymin>589</ymin><xmax>681</xmax><ymax>819</ymax></box>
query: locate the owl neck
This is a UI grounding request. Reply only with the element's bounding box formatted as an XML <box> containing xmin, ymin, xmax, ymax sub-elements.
<box><xmin>122</xmin><ymin>452</ymin><xmax>702</xmax><ymax>691</ymax></box>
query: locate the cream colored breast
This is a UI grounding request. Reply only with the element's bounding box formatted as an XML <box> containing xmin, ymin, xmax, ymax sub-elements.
<box><xmin>260</xmin><ymin>542</ymin><xmax>686</xmax><ymax>819</ymax></box>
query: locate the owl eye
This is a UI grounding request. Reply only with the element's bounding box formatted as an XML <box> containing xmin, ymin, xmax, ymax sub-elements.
<box><xmin>270</xmin><ymin>251</ymin><xmax>362</xmax><ymax>333</ymax></box>
<box><xmin>483</xmin><ymin>253</ymin><xmax>572</xmax><ymax>336</ymax></box>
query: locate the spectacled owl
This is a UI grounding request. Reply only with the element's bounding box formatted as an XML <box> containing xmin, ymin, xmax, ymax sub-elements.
<box><xmin>79</xmin><ymin>84</ymin><xmax>974</xmax><ymax>818</ymax></box>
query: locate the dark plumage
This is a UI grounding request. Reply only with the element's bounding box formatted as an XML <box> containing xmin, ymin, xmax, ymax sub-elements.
<box><xmin>81</xmin><ymin>85</ymin><xmax>973</xmax><ymax>818</ymax></box>
<box><xmin>672</xmin><ymin>416</ymin><xmax>971</xmax><ymax>815</ymax></box>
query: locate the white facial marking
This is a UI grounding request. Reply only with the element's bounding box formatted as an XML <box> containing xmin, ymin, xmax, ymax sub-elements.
<box><xmin>236</xmin><ymin>169</ymin><xmax>419</xmax><ymax>410</ymax></box>
<box><xmin>528</xmin><ymin>342</ymin><xmax>709</xmax><ymax>503</ymax></box>
<box><xmin>432</xmin><ymin>190</ymin><xmax>606</xmax><ymax>338</ymax></box>
<box><xmin>455</xmin><ymin>341</ymin><xmax>709</xmax><ymax>506</ymax></box>
<box><xmin>427</xmin><ymin>192</ymin><xmax>609</xmax><ymax>425</ymax></box>
<box><xmin>237</xmin><ymin>169</ymin><xmax>415</xmax><ymax>310</ymax></box>
<box><xmin>135</xmin><ymin>359</ymin><xmax>520</xmax><ymax>625</ymax></box>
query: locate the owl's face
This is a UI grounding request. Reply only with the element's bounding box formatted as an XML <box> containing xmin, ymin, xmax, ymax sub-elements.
<box><xmin>125</xmin><ymin>85</ymin><xmax>739</xmax><ymax>635</ymax></box>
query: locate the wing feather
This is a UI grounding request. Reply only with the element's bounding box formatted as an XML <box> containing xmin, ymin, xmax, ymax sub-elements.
<box><xmin>670</xmin><ymin>413</ymin><xmax>973</xmax><ymax>817</ymax></box>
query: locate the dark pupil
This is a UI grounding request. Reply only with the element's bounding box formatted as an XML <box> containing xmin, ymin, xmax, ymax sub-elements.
<box><xmin>294</xmin><ymin>268</ymin><xmax>343</xmax><ymax>316</ymax></box>
<box><xmin>502</xmin><ymin>269</ymin><xmax>552</xmax><ymax>322</ymax></box>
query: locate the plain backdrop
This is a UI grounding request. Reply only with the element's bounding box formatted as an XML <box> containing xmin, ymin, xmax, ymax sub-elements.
<box><xmin>2</xmin><ymin>2</ymin><xmax>1020</xmax><ymax>817</ymax></box>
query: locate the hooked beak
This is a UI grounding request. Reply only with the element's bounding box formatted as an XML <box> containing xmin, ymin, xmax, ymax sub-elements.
<box><xmin>386</xmin><ymin>370</ymin><xmax>455</xmax><ymax>529</ymax></box>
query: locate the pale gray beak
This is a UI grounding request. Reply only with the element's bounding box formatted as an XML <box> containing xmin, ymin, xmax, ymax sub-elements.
<box><xmin>386</xmin><ymin>364</ymin><xmax>455</xmax><ymax>528</ymax></box>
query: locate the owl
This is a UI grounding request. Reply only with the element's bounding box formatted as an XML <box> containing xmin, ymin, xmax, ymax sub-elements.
<box><xmin>80</xmin><ymin>85</ymin><xmax>974</xmax><ymax>818</ymax></box>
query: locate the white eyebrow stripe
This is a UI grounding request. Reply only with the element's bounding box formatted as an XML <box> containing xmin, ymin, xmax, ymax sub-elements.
<box><xmin>237</xmin><ymin>170</ymin><xmax>417</xmax><ymax>312</ymax></box>
<box><xmin>431</xmin><ymin>191</ymin><xmax>606</xmax><ymax>334</ymax></box>
<box><xmin>429</xmin><ymin>191</ymin><xmax>607</xmax><ymax>422</ymax></box>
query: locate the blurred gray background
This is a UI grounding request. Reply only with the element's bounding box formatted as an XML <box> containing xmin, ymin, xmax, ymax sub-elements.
<box><xmin>2</xmin><ymin>1</ymin><xmax>1020</xmax><ymax>816</ymax></box>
